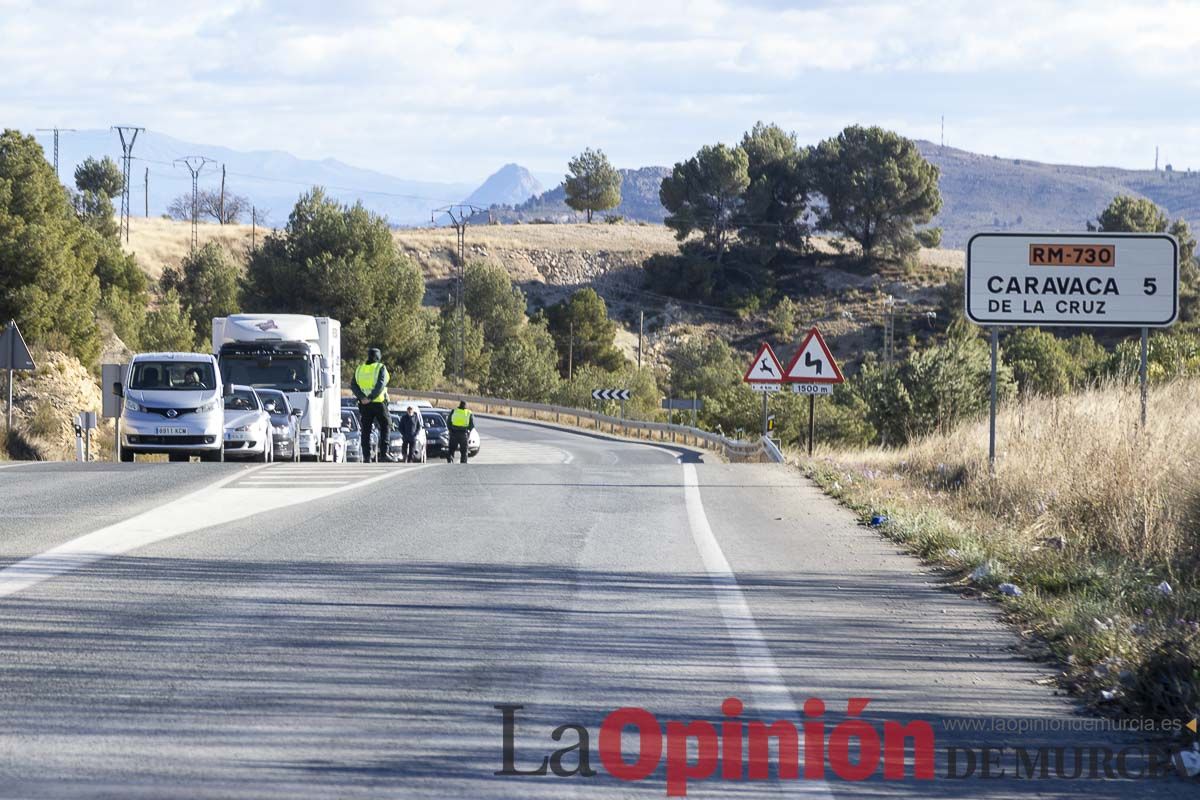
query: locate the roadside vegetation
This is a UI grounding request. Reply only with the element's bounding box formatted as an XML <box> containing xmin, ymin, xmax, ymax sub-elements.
<box><xmin>807</xmin><ymin>378</ymin><xmax>1200</xmax><ymax>735</ymax></box>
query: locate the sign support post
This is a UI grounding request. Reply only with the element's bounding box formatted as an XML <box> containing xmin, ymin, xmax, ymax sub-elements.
<box><xmin>807</xmin><ymin>394</ymin><xmax>816</xmax><ymax>457</ymax></box>
<box><xmin>988</xmin><ymin>327</ymin><xmax>998</xmax><ymax>474</ymax></box>
<box><xmin>5</xmin><ymin>367</ymin><xmax>11</xmax><ymax>432</ymax></box>
<box><xmin>1139</xmin><ymin>327</ymin><xmax>1149</xmax><ymax>428</ymax></box>
<box><xmin>761</xmin><ymin>392</ymin><xmax>769</xmax><ymax>437</ymax></box>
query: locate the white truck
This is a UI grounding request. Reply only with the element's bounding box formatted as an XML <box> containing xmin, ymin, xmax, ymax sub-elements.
<box><xmin>212</xmin><ymin>314</ymin><xmax>345</xmax><ymax>462</ymax></box>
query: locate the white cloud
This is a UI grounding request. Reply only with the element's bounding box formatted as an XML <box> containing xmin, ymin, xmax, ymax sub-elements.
<box><xmin>0</xmin><ymin>0</ymin><xmax>1196</xmax><ymax>179</ymax></box>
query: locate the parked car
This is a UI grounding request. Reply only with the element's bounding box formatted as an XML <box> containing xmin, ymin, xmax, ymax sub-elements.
<box><xmin>388</xmin><ymin>411</ymin><xmax>428</xmax><ymax>462</ymax></box>
<box><xmin>117</xmin><ymin>352</ymin><xmax>227</xmax><ymax>463</ymax></box>
<box><xmin>342</xmin><ymin>407</ymin><xmax>384</xmax><ymax>462</ymax></box>
<box><xmin>223</xmin><ymin>385</ymin><xmax>273</xmax><ymax>462</ymax></box>
<box><xmin>431</xmin><ymin>408</ymin><xmax>481</xmax><ymax>458</ymax></box>
<box><xmin>342</xmin><ymin>409</ymin><xmax>363</xmax><ymax>462</ymax></box>
<box><xmin>258</xmin><ymin>388</ymin><xmax>302</xmax><ymax>462</ymax></box>
<box><xmin>423</xmin><ymin>410</ymin><xmax>450</xmax><ymax>458</ymax></box>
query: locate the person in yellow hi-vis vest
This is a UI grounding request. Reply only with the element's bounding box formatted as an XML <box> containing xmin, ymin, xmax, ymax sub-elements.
<box><xmin>446</xmin><ymin>400</ymin><xmax>474</xmax><ymax>463</ymax></box>
<box><xmin>351</xmin><ymin>347</ymin><xmax>393</xmax><ymax>463</ymax></box>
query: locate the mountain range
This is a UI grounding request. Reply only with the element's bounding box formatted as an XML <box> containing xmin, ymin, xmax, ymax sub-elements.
<box><xmin>34</xmin><ymin>129</ymin><xmax>520</xmax><ymax>227</ymax></box>
<box><xmin>35</xmin><ymin>129</ymin><xmax>1200</xmax><ymax>246</ymax></box>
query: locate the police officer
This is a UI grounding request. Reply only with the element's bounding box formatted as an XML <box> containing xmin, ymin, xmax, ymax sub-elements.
<box><xmin>446</xmin><ymin>400</ymin><xmax>473</xmax><ymax>463</ymax></box>
<box><xmin>352</xmin><ymin>347</ymin><xmax>392</xmax><ymax>463</ymax></box>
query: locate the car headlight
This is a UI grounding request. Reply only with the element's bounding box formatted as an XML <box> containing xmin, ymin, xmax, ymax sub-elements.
<box><xmin>196</xmin><ymin>400</ymin><xmax>218</xmax><ymax>413</ymax></box>
<box><xmin>273</xmin><ymin>425</ymin><xmax>289</xmax><ymax>433</ymax></box>
<box><xmin>233</xmin><ymin>425</ymin><xmax>252</xmax><ymax>432</ymax></box>
<box><xmin>124</xmin><ymin>396</ymin><xmax>147</xmax><ymax>413</ymax></box>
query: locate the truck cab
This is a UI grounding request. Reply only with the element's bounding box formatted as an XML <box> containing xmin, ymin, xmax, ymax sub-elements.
<box><xmin>212</xmin><ymin>314</ymin><xmax>345</xmax><ymax>462</ymax></box>
<box><xmin>115</xmin><ymin>352</ymin><xmax>227</xmax><ymax>462</ymax></box>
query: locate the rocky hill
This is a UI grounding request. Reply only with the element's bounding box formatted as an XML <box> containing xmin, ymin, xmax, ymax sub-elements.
<box><xmin>463</xmin><ymin>164</ymin><xmax>542</xmax><ymax>208</ymax></box>
<box><xmin>483</xmin><ymin>167</ymin><xmax>672</xmax><ymax>223</ymax></box>
<box><xmin>917</xmin><ymin>141</ymin><xmax>1200</xmax><ymax>247</ymax></box>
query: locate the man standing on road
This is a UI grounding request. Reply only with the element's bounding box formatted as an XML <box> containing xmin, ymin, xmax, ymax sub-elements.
<box><xmin>398</xmin><ymin>405</ymin><xmax>423</xmax><ymax>462</ymax></box>
<box><xmin>446</xmin><ymin>400</ymin><xmax>473</xmax><ymax>464</ymax></box>
<box><xmin>352</xmin><ymin>347</ymin><xmax>392</xmax><ymax>463</ymax></box>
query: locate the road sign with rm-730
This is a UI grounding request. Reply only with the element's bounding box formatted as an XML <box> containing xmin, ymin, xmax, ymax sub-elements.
<box><xmin>966</xmin><ymin>232</ymin><xmax>1178</xmax><ymax>328</ymax></box>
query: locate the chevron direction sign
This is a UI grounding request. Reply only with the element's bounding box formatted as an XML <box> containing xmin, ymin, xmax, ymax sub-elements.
<box><xmin>592</xmin><ymin>388</ymin><xmax>631</xmax><ymax>401</ymax></box>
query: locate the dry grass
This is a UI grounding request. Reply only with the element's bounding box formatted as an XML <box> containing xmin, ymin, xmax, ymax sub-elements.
<box><xmin>846</xmin><ymin>380</ymin><xmax>1200</xmax><ymax>564</ymax></box>
<box><xmin>125</xmin><ymin>217</ymin><xmax>260</xmax><ymax>281</ymax></box>
<box><xmin>124</xmin><ymin>217</ymin><xmax>962</xmax><ymax>284</ymax></box>
<box><xmin>124</xmin><ymin>217</ymin><xmax>681</xmax><ymax>282</ymax></box>
<box><xmin>811</xmin><ymin>379</ymin><xmax>1200</xmax><ymax>729</ymax></box>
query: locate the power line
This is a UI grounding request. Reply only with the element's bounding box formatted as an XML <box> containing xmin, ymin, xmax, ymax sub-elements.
<box><xmin>35</xmin><ymin>128</ymin><xmax>76</xmax><ymax>177</ymax></box>
<box><xmin>112</xmin><ymin>126</ymin><xmax>143</xmax><ymax>243</ymax></box>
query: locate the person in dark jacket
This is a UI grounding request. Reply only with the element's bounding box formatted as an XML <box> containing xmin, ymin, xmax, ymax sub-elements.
<box><xmin>398</xmin><ymin>405</ymin><xmax>424</xmax><ymax>462</ymax></box>
<box><xmin>446</xmin><ymin>400</ymin><xmax>474</xmax><ymax>463</ymax></box>
<box><xmin>351</xmin><ymin>347</ymin><xmax>392</xmax><ymax>463</ymax></box>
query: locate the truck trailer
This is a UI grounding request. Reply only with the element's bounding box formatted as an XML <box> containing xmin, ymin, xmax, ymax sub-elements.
<box><xmin>212</xmin><ymin>314</ymin><xmax>345</xmax><ymax>462</ymax></box>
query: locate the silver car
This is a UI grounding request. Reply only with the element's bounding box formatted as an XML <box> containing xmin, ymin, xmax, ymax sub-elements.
<box><xmin>258</xmin><ymin>388</ymin><xmax>302</xmax><ymax>462</ymax></box>
<box><xmin>223</xmin><ymin>386</ymin><xmax>273</xmax><ymax>462</ymax></box>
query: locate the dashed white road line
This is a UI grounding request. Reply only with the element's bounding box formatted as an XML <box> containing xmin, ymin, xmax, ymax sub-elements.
<box><xmin>682</xmin><ymin>463</ymin><xmax>835</xmax><ymax>799</ymax></box>
<box><xmin>0</xmin><ymin>463</ymin><xmax>429</xmax><ymax>599</ymax></box>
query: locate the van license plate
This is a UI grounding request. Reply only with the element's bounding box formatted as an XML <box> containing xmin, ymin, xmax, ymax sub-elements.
<box><xmin>156</xmin><ymin>427</ymin><xmax>188</xmax><ymax>435</ymax></box>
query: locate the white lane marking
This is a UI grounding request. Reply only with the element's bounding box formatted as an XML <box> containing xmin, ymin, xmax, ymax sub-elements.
<box><xmin>0</xmin><ymin>464</ymin><xmax>430</xmax><ymax>599</ymax></box>
<box><xmin>682</xmin><ymin>464</ymin><xmax>835</xmax><ymax>798</ymax></box>
<box><xmin>0</xmin><ymin>463</ymin><xmax>27</xmax><ymax>470</ymax></box>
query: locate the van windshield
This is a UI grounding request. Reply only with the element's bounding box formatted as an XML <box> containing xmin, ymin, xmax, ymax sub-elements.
<box><xmin>221</xmin><ymin>355</ymin><xmax>312</xmax><ymax>392</ymax></box>
<box><xmin>129</xmin><ymin>361</ymin><xmax>216</xmax><ymax>391</ymax></box>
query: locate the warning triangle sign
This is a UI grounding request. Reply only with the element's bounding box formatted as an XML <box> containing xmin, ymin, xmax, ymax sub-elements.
<box><xmin>743</xmin><ymin>342</ymin><xmax>785</xmax><ymax>384</ymax></box>
<box><xmin>784</xmin><ymin>327</ymin><xmax>843</xmax><ymax>384</ymax></box>
<box><xmin>0</xmin><ymin>320</ymin><xmax>35</xmax><ymax>371</ymax></box>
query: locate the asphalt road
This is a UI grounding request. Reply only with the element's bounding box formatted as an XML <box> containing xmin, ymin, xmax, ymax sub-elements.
<box><xmin>0</xmin><ymin>417</ymin><xmax>1185</xmax><ymax>798</ymax></box>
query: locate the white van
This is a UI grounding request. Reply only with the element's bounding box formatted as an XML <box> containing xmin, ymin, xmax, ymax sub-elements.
<box><xmin>114</xmin><ymin>352</ymin><xmax>228</xmax><ymax>462</ymax></box>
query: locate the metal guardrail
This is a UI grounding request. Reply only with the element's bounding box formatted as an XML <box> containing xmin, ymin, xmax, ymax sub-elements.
<box><xmin>395</xmin><ymin>389</ymin><xmax>783</xmax><ymax>463</ymax></box>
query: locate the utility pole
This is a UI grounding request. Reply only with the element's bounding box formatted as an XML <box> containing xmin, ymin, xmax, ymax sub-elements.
<box><xmin>174</xmin><ymin>155</ymin><xmax>214</xmax><ymax>254</ymax></box>
<box><xmin>219</xmin><ymin>164</ymin><xmax>226</xmax><ymax>225</ymax></box>
<box><xmin>112</xmin><ymin>126</ymin><xmax>144</xmax><ymax>243</ymax></box>
<box><xmin>251</xmin><ymin>206</ymin><xmax>257</xmax><ymax>251</ymax></box>
<box><xmin>431</xmin><ymin>204</ymin><xmax>486</xmax><ymax>385</ymax></box>
<box><xmin>36</xmin><ymin>128</ymin><xmax>76</xmax><ymax>178</ymax></box>
<box><xmin>637</xmin><ymin>310</ymin><xmax>644</xmax><ymax>369</ymax></box>
<box><xmin>882</xmin><ymin>295</ymin><xmax>896</xmax><ymax>370</ymax></box>
<box><xmin>144</xmin><ymin>167</ymin><xmax>149</xmax><ymax>217</ymax></box>
<box><xmin>568</xmin><ymin>321</ymin><xmax>574</xmax><ymax>381</ymax></box>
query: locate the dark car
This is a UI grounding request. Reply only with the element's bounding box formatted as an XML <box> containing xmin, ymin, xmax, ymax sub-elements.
<box><xmin>423</xmin><ymin>410</ymin><xmax>450</xmax><ymax>457</ymax></box>
<box><xmin>257</xmin><ymin>388</ymin><xmax>302</xmax><ymax>462</ymax></box>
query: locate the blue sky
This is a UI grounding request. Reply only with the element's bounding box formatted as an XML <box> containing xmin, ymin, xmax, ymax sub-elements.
<box><xmin>1</xmin><ymin>0</ymin><xmax>1197</xmax><ymax>183</ymax></box>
